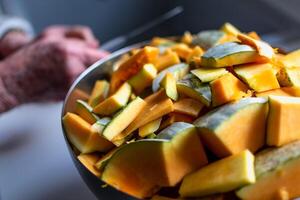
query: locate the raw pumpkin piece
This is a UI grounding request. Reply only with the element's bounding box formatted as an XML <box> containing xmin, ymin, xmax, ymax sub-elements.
<box><xmin>153</xmin><ymin>63</ymin><xmax>189</xmax><ymax>92</ymax></box>
<box><xmin>236</xmin><ymin>141</ymin><xmax>300</xmax><ymax>200</ymax></box>
<box><xmin>181</xmin><ymin>31</ymin><xmax>193</xmax><ymax>45</ymax></box>
<box><xmin>191</xmin><ymin>68</ymin><xmax>228</xmax><ymax>83</ymax></box>
<box><xmin>278</xmin><ymin>49</ymin><xmax>300</xmax><ymax>68</ymax></box>
<box><xmin>237</xmin><ymin>33</ymin><xmax>275</xmax><ymax>60</ymax></box>
<box><xmin>110</xmin><ymin>46</ymin><xmax>159</xmax><ymax>94</ymax></box>
<box><xmin>155</xmin><ymin>49</ymin><xmax>180</xmax><ymax>71</ymax></box>
<box><xmin>139</xmin><ymin>118</ymin><xmax>162</xmax><ymax>138</ymax></box>
<box><xmin>194</xmin><ymin>97</ymin><xmax>268</xmax><ymax>158</ymax></box>
<box><xmin>159</xmin><ymin>113</ymin><xmax>194</xmax><ymax>130</ymax></box>
<box><xmin>174</xmin><ymin>98</ymin><xmax>204</xmax><ymax>117</ymax></box>
<box><xmin>112</xmin><ymin>90</ymin><xmax>174</xmax><ymax>145</ymax></box>
<box><xmin>93</xmin><ymin>82</ymin><xmax>131</xmax><ymax>116</ymax></box>
<box><xmin>88</xmin><ymin>80</ymin><xmax>109</xmax><ymax>107</ymax></box>
<box><xmin>220</xmin><ymin>22</ymin><xmax>241</xmax><ymax>36</ymax></box>
<box><xmin>128</xmin><ymin>63</ymin><xmax>157</xmax><ymax>94</ymax></box>
<box><xmin>63</xmin><ymin>113</ymin><xmax>113</xmax><ymax>153</ymax></box>
<box><xmin>179</xmin><ymin>150</ymin><xmax>255</xmax><ymax>198</ymax></box>
<box><xmin>177</xmin><ymin>74</ymin><xmax>212</xmax><ymax>106</ymax></box>
<box><xmin>150</xmin><ymin>37</ymin><xmax>175</xmax><ymax>47</ymax></box>
<box><xmin>75</xmin><ymin>100</ymin><xmax>99</xmax><ymax>124</ymax></box>
<box><xmin>90</xmin><ymin>117</ymin><xmax>111</xmax><ymax>134</ymax></box>
<box><xmin>171</xmin><ymin>43</ymin><xmax>193</xmax><ymax>60</ymax></box>
<box><xmin>281</xmin><ymin>86</ymin><xmax>300</xmax><ymax>97</ymax></box>
<box><xmin>65</xmin><ymin>88</ymin><xmax>90</xmax><ymax>113</ymax></box>
<box><xmin>192</xmin><ymin>30</ymin><xmax>226</xmax><ymax>50</ymax></box>
<box><xmin>267</xmin><ymin>95</ymin><xmax>300</xmax><ymax>146</ymax></box>
<box><xmin>256</xmin><ymin>88</ymin><xmax>291</xmax><ymax>97</ymax></box>
<box><xmin>78</xmin><ymin>153</ymin><xmax>101</xmax><ymax>177</ymax></box>
<box><xmin>187</xmin><ymin>46</ymin><xmax>204</xmax><ymax>62</ymax></box>
<box><xmin>95</xmin><ymin>148</ymin><xmax>118</xmax><ymax>171</ymax></box>
<box><xmin>201</xmin><ymin>42</ymin><xmax>259</xmax><ymax>67</ymax></box>
<box><xmin>234</xmin><ymin>63</ymin><xmax>280</xmax><ymax>92</ymax></box>
<box><xmin>102</xmin><ymin>122</ymin><xmax>207</xmax><ymax>199</ymax></box>
<box><xmin>101</xmin><ymin>97</ymin><xmax>146</xmax><ymax>144</ymax></box>
<box><xmin>210</xmin><ymin>73</ymin><xmax>249</xmax><ymax>107</ymax></box>
<box><xmin>160</xmin><ymin>73</ymin><xmax>178</xmax><ymax>101</ymax></box>
<box><xmin>277</xmin><ymin>67</ymin><xmax>300</xmax><ymax>87</ymax></box>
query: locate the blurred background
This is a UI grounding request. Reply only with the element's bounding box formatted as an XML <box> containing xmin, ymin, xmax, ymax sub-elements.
<box><xmin>0</xmin><ymin>0</ymin><xmax>300</xmax><ymax>200</ymax></box>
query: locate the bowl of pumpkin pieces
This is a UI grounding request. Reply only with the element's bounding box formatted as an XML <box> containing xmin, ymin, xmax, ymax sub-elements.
<box><xmin>61</xmin><ymin>22</ymin><xmax>300</xmax><ymax>200</ymax></box>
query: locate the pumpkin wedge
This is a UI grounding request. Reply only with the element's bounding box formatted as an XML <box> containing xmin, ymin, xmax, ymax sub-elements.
<box><xmin>281</xmin><ymin>86</ymin><xmax>300</xmax><ymax>97</ymax></box>
<box><xmin>236</xmin><ymin>141</ymin><xmax>300</xmax><ymax>200</ymax></box>
<box><xmin>191</xmin><ymin>68</ymin><xmax>228</xmax><ymax>83</ymax></box>
<box><xmin>88</xmin><ymin>80</ymin><xmax>109</xmax><ymax>107</ymax></box>
<box><xmin>139</xmin><ymin>118</ymin><xmax>162</xmax><ymax>138</ymax></box>
<box><xmin>278</xmin><ymin>49</ymin><xmax>300</xmax><ymax>68</ymax></box>
<box><xmin>177</xmin><ymin>74</ymin><xmax>212</xmax><ymax>106</ymax></box>
<box><xmin>155</xmin><ymin>49</ymin><xmax>180</xmax><ymax>71</ymax></box>
<box><xmin>78</xmin><ymin>153</ymin><xmax>101</xmax><ymax>177</ymax></box>
<box><xmin>210</xmin><ymin>73</ymin><xmax>249</xmax><ymax>107</ymax></box>
<box><xmin>101</xmin><ymin>97</ymin><xmax>146</xmax><ymax>144</ymax></box>
<box><xmin>112</xmin><ymin>90</ymin><xmax>174</xmax><ymax>145</ymax></box>
<box><xmin>277</xmin><ymin>67</ymin><xmax>300</xmax><ymax>87</ymax></box>
<box><xmin>201</xmin><ymin>42</ymin><xmax>259</xmax><ymax>67</ymax></box>
<box><xmin>267</xmin><ymin>95</ymin><xmax>300</xmax><ymax>146</ymax></box>
<box><xmin>237</xmin><ymin>33</ymin><xmax>274</xmax><ymax>60</ymax></box>
<box><xmin>221</xmin><ymin>22</ymin><xmax>241</xmax><ymax>36</ymax></box>
<box><xmin>194</xmin><ymin>97</ymin><xmax>268</xmax><ymax>157</ymax></box>
<box><xmin>234</xmin><ymin>63</ymin><xmax>280</xmax><ymax>92</ymax></box>
<box><xmin>256</xmin><ymin>88</ymin><xmax>291</xmax><ymax>97</ymax></box>
<box><xmin>173</xmin><ymin>98</ymin><xmax>204</xmax><ymax>117</ymax></box>
<box><xmin>102</xmin><ymin>122</ymin><xmax>207</xmax><ymax>199</ymax></box>
<box><xmin>179</xmin><ymin>150</ymin><xmax>255</xmax><ymax>198</ymax></box>
<box><xmin>75</xmin><ymin>100</ymin><xmax>99</xmax><ymax>124</ymax></box>
<box><xmin>160</xmin><ymin>72</ymin><xmax>178</xmax><ymax>101</ymax></box>
<box><xmin>110</xmin><ymin>46</ymin><xmax>159</xmax><ymax>94</ymax></box>
<box><xmin>192</xmin><ymin>30</ymin><xmax>226</xmax><ymax>50</ymax></box>
<box><xmin>128</xmin><ymin>63</ymin><xmax>157</xmax><ymax>94</ymax></box>
<box><xmin>153</xmin><ymin>63</ymin><xmax>189</xmax><ymax>92</ymax></box>
<box><xmin>63</xmin><ymin>113</ymin><xmax>113</xmax><ymax>153</ymax></box>
<box><xmin>93</xmin><ymin>82</ymin><xmax>131</xmax><ymax>116</ymax></box>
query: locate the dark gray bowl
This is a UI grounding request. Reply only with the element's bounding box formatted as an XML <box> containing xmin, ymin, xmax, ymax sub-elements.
<box><xmin>61</xmin><ymin>43</ymin><xmax>147</xmax><ymax>200</ymax></box>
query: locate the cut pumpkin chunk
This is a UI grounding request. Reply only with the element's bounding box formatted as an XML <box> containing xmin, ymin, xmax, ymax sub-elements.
<box><xmin>155</xmin><ymin>49</ymin><xmax>180</xmax><ymax>71</ymax></box>
<box><xmin>93</xmin><ymin>82</ymin><xmax>131</xmax><ymax>116</ymax></box>
<box><xmin>101</xmin><ymin>97</ymin><xmax>146</xmax><ymax>144</ymax></box>
<box><xmin>220</xmin><ymin>22</ymin><xmax>241</xmax><ymax>36</ymax></box>
<box><xmin>170</xmin><ymin>43</ymin><xmax>193</xmax><ymax>60</ymax></box>
<box><xmin>102</xmin><ymin>122</ymin><xmax>207</xmax><ymax>199</ymax></box>
<box><xmin>192</xmin><ymin>30</ymin><xmax>226</xmax><ymax>50</ymax></box>
<box><xmin>95</xmin><ymin>148</ymin><xmax>118</xmax><ymax>171</ymax></box>
<box><xmin>187</xmin><ymin>46</ymin><xmax>204</xmax><ymax>62</ymax></box>
<box><xmin>63</xmin><ymin>113</ymin><xmax>113</xmax><ymax>153</ymax></box>
<box><xmin>194</xmin><ymin>97</ymin><xmax>268</xmax><ymax>157</ymax></box>
<box><xmin>75</xmin><ymin>100</ymin><xmax>99</xmax><ymax>124</ymax></box>
<box><xmin>153</xmin><ymin>63</ymin><xmax>189</xmax><ymax>92</ymax></box>
<box><xmin>236</xmin><ymin>141</ymin><xmax>300</xmax><ymax>200</ymax></box>
<box><xmin>210</xmin><ymin>73</ymin><xmax>249</xmax><ymax>107</ymax></box>
<box><xmin>281</xmin><ymin>86</ymin><xmax>300</xmax><ymax>97</ymax></box>
<box><xmin>139</xmin><ymin>118</ymin><xmax>162</xmax><ymax>138</ymax></box>
<box><xmin>160</xmin><ymin>72</ymin><xmax>178</xmax><ymax>101</ymax></box>
<box><xmin>267</xmin><ymin>95</ymin><xmax>300</xmax><ymax>146</ymax></box>
<box><xmin>128</xmin><ymin>63</ymin><xmax>157</xmax><ymax>94</ymax></box>
<box><xmin>237</xmin><ymin>33</ymin><xmax>275</xmax><ymax>60</ymax></box>
<box><xmin>77</xmin><ymin>153</ymin><xmax>101</xmax><ymax>177</ymax></box>
<box><xmin>201</xmin><ymin>42</ymin><xmax>258</xmax><ymax>67</ymax></box>
<box><xmin>191</xmin><ymin>68</ymin><xmax>228</xmax><ymax>83</ymax></box>
<box><xmin>173</xmin><ymin>98</ymin><xmax>204</xmax><ymax>117</ymax></box>
<box><xmin>234</xmin><ymin>63</ymin><xmax>280</xmax><ymax>92</ymax></box>
<box><xmin>278</xmin><ymin>49</ymin><xmax>300</xmax><ymax>68</ymax></box>
<box><xmin>177</xmin><ymin>74</ymin><xmax>212</xmax><ymax>106</ymax></box>
<box><xmin>256</xmin><ymin>88</ymin><xmax>291</xmax><ymax>97</ymax></box>
<box><xmin>159</xmin><ymin>113</ymin><xmax>194</xmax><ymax>130</ymax></box>
<box><xmin>88</xmin><ymin>80</ymin><xmax>109</xmax><ymax>107</ymax></box>
<box><xmin>277</xmin><ymin>67</ymin><xmax>300</xmax><ymax>87</ymax></box>
<box><xmin>110</xmin><ymin>46</ymin><xmax>159</xmax><ymax>94</ymax></box>
<box><xmin>179</xmin><ymin>150</ymin><xmax>255</xmax><ymax>198</ymax></box>
<box><xmin>112</xmin><ymin>90</ymin><xmax>174</xmax><ymax>145</ymax></box>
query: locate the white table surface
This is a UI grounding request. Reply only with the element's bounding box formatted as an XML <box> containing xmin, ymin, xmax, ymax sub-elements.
<box><xmin>0</xmin><ymin>102</ymin><xmax>97</xmax><ymax>200</ymax></box>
